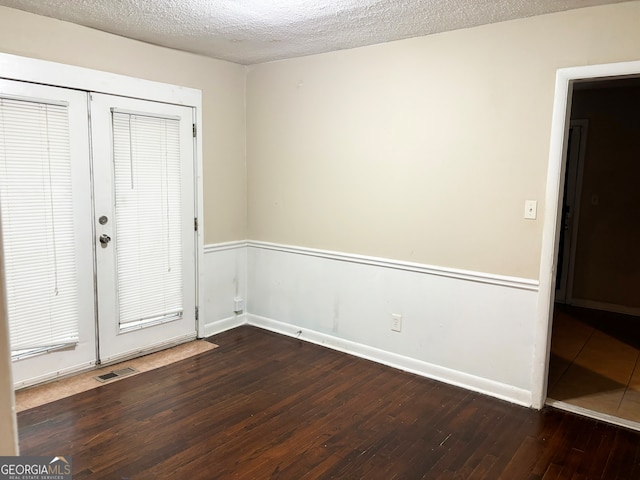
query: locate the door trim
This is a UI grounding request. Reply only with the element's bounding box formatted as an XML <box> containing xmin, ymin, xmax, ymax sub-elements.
<box><xmin>0</xmin><ymin>52</ymin><xmax>201</xmax><ymax>106</ymax></box>
<box><xmin>532</xmin><ymin>60</ymin><xmax>640</xmax><ymax>409</ymax></box>
<box><xmin>0</xmin><ymin>52</ymin><xmax>204</xmax><ymax>341</ymax></box>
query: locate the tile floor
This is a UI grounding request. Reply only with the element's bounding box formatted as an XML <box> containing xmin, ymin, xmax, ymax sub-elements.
<box><xmin>548</xmin><ymin>304</ymin><xmax>640</xmax><ymax>424</ymax></box>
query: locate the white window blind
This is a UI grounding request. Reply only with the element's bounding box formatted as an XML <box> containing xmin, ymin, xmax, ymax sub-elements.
<box><xmin>111</xmin><ymin>110</ymin><xmax>183</xmax><ymax>328</ymax></box>
<box><xmin>0</xmin><ymin>96</ymin><xmax>79</xmax><ymax>352</ymax></box>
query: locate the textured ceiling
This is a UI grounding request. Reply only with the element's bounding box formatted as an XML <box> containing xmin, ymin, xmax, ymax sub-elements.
<box><xmin>0</xmin><ymin>0</ymin><xmax>629</xmax><ymax>65</ymax></box>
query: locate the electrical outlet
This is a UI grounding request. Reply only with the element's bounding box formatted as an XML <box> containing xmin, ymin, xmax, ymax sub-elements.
<box><xmin>391</xmin><ymin>314</ymin><xmax>402</xmax><ymax>332</ymax></box>
<box><xmin>233</xmin><ymin>297</ymin><xmax>244</xmax><ymax>313</ymax></box>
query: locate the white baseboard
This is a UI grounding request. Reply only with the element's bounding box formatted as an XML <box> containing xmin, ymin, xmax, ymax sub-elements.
<box><xmin>248</xmin><ymin>314</ymin><xmax>532</xmax><ymax>407</ymax></box>
<box><xmin>203</xmin><ymin>314</ymin><xmax>247</xmax><ymax>338</ymax></box>
<box><xmin>570</xmin><ymin>298</ymin><xmax>640</xmax><ymax>317</ymax></box>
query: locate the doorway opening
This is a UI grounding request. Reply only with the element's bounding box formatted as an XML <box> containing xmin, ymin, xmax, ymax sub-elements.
<box><xmin>541</xmin><ymin>72</ymin><xmax>640</xmax><ymax>429</ymax></box>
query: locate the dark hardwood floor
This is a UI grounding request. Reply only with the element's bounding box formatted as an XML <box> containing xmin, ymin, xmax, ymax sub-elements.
<box><xmin>18</xmin><ymin>326</ymin><xmax>640</xmax><ymax>479</ymax></box>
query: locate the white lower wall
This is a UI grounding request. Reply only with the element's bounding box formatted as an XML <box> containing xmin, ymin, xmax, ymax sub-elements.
<box><xmin>203</xmin><ymin>240</ymin><xmax>540</xmax><ymax>405</ymax></box>
<box><xmin>202</xmin><ymin>242</ymin><xmax>247</xmax><ymax>336</ymax></box>
<box><xmin>246</xmin><ymin>241</ymin><xmax>539</xmax><ymax>406</ymax></box>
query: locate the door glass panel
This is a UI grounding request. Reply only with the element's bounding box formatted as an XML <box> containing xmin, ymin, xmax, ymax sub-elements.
<box><xmin>0</xmin><ymin>96</ymin><xmax>79</xmax><ymax>353</ymax></box>
<box><xmin>111</xmin><ymin>111</ymin><xmax>183</xmax><ymax>330</ymax></box>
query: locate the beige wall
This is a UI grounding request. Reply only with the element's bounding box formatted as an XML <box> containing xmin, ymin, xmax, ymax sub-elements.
<box><xmin>3</xmin><ymin>2</ymin><xmax>639</xmax><ymax>278</ymax></box>
<box><xmin>570</xmin><ymin>85</ymin><xmax>640</xmax><ymax>307</ymax></box>
<box><xmin>247</xmin><ymin>1</ymin><xmax>640</xmax><ymax>279</ymax></box>
<box><xmin>0</xmin><ymin>6</ymin><xmax>247</xmax><ymax>245</ymax></box>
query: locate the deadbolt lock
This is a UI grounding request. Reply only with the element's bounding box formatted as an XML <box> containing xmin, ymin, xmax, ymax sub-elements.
<box><xmin>99</xmin><ymin>234</ymin><xmax>111</xmax><ymax>248</ymax></box>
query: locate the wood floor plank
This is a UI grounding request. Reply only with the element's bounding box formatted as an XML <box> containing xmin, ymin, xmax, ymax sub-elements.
<box><xmin>17</xmin><ymin>326</ymin><xmax>640</xmax><ymax>479</ymax></box>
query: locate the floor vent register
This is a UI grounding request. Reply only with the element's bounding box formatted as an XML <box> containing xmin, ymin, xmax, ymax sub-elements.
<box><xmin>94</xmin><ymin>367</ymin><xmax>138</xmax><ymax>383</ymax></box>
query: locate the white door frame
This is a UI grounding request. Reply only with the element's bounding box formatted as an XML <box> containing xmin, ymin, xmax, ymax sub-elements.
<box><xmin>531</xmin><ymin>60</ymin><xmax>640</xmax><ymax>409</ymax></box>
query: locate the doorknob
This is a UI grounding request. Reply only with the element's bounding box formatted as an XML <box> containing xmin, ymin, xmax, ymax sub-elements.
<box><xmin>99</xmin><ymin>234</ymin><xmax>111</xmax><ymax>248</ymax></box>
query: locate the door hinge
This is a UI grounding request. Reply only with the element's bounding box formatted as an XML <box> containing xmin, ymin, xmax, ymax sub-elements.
<box><xmin>192</xmin><ymin>123</ymin><xmax>197</xmax><ymax>138</ymax></box>
<box><xmin>195</xmin><ymin>306</ymin><xmax>199</xmax><ymax>321</ymax></box>
<box><xmin>194</xmin><ymin>217</ymin><xmax>198</xmax><ymax>232</ymax></box>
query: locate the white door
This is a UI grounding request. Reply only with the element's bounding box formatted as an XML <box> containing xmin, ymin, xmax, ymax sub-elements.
<box><xmin>0</xmin><ymin>80</ymin><xmax>96</xmax><ymax>387</ymax></box>
<box><xmin>555</xmin><ymin>120</ymin><xmax>587</xmax><ymax>303</ymax></box>
<box><xmin>90</xmin><ymin>94</ymin><xmax>197</xmax><ymax>363</ymax></box>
